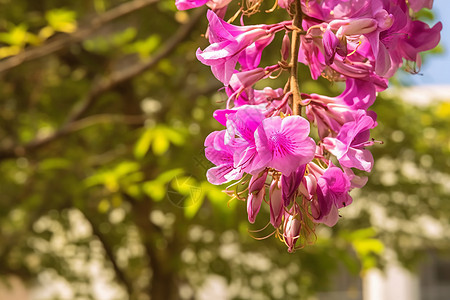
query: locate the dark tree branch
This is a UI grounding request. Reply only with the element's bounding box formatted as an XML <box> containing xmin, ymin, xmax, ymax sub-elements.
<box><xmin>81</xmin><ymin>210</ymin><xmax>134</xmax><ymax>295</ymax></box>
<box><xmin>0</xmin><ymin>0</ymin><xmax>159</xmax><ymax>74</ymax></box>
<box><xmin>0</xmin><ymin>8</ymin><xmax>205</xmax><ymax>161</ymax></box>
<box><xmin>122</xmin><ymin>192</ymin><xmax>179</xmax><ymax>300</ymax></box>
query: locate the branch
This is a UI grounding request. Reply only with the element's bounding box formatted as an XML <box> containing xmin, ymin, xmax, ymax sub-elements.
<box><xmin>0</xmin><ymin>8</ymin><xmax>205</xmax><ymax>160</ymax></box>
<box><xmin>290</xmin><ymin>0</ymin><xmax>303</xmax><ymax>116</ymax></box>
<box><xmin>0</xmin><ymin>0</ymin><xmax>159</xmax><ymax>74</ymax></box>
<box><xmin>81</xmin><ymin>210</ymin><xmax>134</xmax><ymax>295</ymax></box>
<box><xmin>65</xmin><ymin>6</ymin><xmax>205</xmax><ymax>124</ymax></box>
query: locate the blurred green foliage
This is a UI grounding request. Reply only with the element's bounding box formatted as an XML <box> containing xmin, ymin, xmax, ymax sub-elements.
<box><xmin>0</xmin><ymin>0</ymin><xmax>448</xmax><ymax>299</ymax></box>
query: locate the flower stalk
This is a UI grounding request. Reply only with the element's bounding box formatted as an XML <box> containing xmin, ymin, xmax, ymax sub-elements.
<box><xmin>290</xmin><ymin>0</ymin><xmax>303</xmax><ymax>116</ymax></box>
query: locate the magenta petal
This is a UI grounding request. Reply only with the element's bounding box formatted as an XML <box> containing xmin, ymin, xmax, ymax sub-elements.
<box><xmin>175</xmin><ymin>0</ymin><xmax>209</xmax><ymax>10</ymax></box>
<box><xmin>375</xmin><ymin>42</ymin><xmax>392</xmax><ymax>77</ymax></box>
<box><xmin>408</xmin><ymin>0</ymin><xmax>434</xmax><ymax>12</ymax></box>
<box><xmin>323</xmin><ymin>29</ymin><xmax>339</xmax><ymax>65</ymax></box>
<box><xmin>281</xmin><ymin>164</ymin><xmax>306</xmax><ymax>206</ymax></box>
<box><xmin>280</xmin><ymin>115</ymin><xmax>311</xmax><ymax>141</ymax></box>
<box><xmin>256</xmin><ymin>116</ymin><xmax>315</xmax><ymax>174</ymax></box>
<box><xmin>239</xmin><ymin>35</ymin><xmax>275</xmax><ymax>70</ymax></box>
<box><xmin>338</xmin><ymin>78</ymin><xmax>377</xmax><ymax>110</ymax></box>
<box><xmin>399</xmin><ymin>21</ymin><xmax>442</xmax><ymax>61</ymax></box>
<box><xmin>321</xmin><ymin>204</ymin><xmax>339</xmax><ymax>227</ymax></box>
<box><xmin>271</xmin><ymin>137</ymin><xmax>315</xmax><ymax>175</ymax></box>
<box><xmin>229</xmin><ymin>106</ymin><xmax>265</xmax><ymax>142</ymax></box>
<box><xmin>207</xmin><ymin>164</ymin><xmax>242</xmax><ymax>185</ymax></box>
<box><xmin>340</xmin><ymin>148</ymin><xmax>374</xmax><ymax>172</ymax></box>
<box><xmin>213</xmin><ymin>109</ymin><xmax>236</xmax><ymax>126</ymax></box>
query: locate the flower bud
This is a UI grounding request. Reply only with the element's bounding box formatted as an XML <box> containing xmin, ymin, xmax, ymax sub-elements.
<box><xmin>281</xmin><ymin>32</ymin><xmax>290</xmax><ymax>61</ymax></box>
<box><xmin>247</xmin><ymin>171</ymin><xmax>268</xmax><ymax>223</ymax></box>
<box><xmin>283</xmin><ymin>206</ymin><xmax>301</xmax><ymax>252</ymax></box>
<box><xmin>248</xmin><ymin>171</ymin><xmax>268</xmax><ymax>194</ymax></box>
<box><xmin>269</xmin><ymin>179</ymin><xmax>283</xmax><ymax>228</ymax></box>
<box><xmin>247</xmin><ymin>188</ymin><xmax>265</xmax><ymax>223</ymax></box>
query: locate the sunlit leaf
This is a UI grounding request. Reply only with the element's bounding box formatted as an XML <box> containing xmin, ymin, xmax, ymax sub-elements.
<box><xmin>134</xmin><ymin>128</ymin><xmax>154</xmax><ymax>159</ymax></box>
<box><xmin>184</xmin><ymin>189</ymin><xmax>204</xmax><ymax>219</ymax></box>
<box><xmin>46</xmin><ymin>9</ymin><xmax>77</xmax><ymax>33</ymax></box>
<box><xmin>157</xmin><ymin>169</ymin><xmax>184</xmax><ymax>183</ymax></box>
<box><xmin>164</xmin><ymin>127</ymin><xmax>186</xmax><ymax>146</ymax></box>
<box><xmin>152</xmin><ymin>129</ymin><xmax>170</xmax><ymax>156</ymax></box>
<box><xmin>125</xmin><ymin>35</ymin><xmax>160</xmax><ymax>58</ymax></box>
<box><xmin>113</xmin><ymin>161</ymin><xmax>140</xmax><ymax>177</ymax></box>
<box><xmin>171</xmin><ymin>176</ymin><xmax>198</xmax><ymax>195</ymax></box>
<box><xmin>142</xmin><ymin>181</ymin><xmax>166</xmax><ymax>202</ymax></box>
<box><xmin>0</xmin><ymin>46</ymin><xmax>21</xmax><ymax>59</ymax></box>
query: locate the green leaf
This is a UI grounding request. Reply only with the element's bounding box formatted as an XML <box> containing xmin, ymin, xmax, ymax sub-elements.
<box><xmin>184</xmin><ymin>189</ymin><xmax>204</xmax><ymax>219</ymax></box>
<box><xmin>113</xmin><ymin>161</ymin><xmax>140</xmax><ymax>177</ymax></box>
<box><xmin>171</xmin><ymin>176</ymin><xmax>198</xmax><ymax>195</ymax></box>
<box><xmin>46</xmin><ymin>9</ymin><xmax>77</xmax><ymax>33</ymax></box>
<box><xmin>152</xmin><ymin>129</ymin><xmax>170</xmax><ymax>156</ymax></box>
<box><xmin>134</xmin><ymin>128</ymin><xmax>154</xmax><ymax>159</ymax></box>
<box><xmin>125</xmin><ymin>35</ymin><xmax>161</xmax><ymax>58</ymax></box>
<box><xmin>142</xmin><ymin>181</ymin><xmax>166</xmax><ymax>202</ymax></box>
<box><xmin>157</xmin><ymin>169</ymin><xmax>184</xmax><ymax>183</ymax></box>
<box><xmin>164</xmin><ymin>127</ymin><xmax>186</xmax><ymax>146</ymax></box>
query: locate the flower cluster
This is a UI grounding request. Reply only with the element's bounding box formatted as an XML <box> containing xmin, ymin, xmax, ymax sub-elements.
<box><xmin>176</xmin><ymin>0</ymin><xmax>441</xmax><ymax>252</ymax></box>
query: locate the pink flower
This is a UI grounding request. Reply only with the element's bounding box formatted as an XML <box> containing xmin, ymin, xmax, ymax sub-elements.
<box><xmin>225</xmin><ymin>106</ymin><xmax>266</xmax><ymax>174</ymax></box>
<box><xmin>397</xmin><ymin>20</ymin><xmax>442</xmax><ymax>65</ymax></box>
<box><xmin>196</xmin><ymin>10</ymin><xmax>289</xmax><ymax>84</ymax></box>
<box><xmin>312</xmin><ymin>166</ymin><xmax>352</xmax><ymax>227</ymax></box>
<box><xmin>323</xmin><ymin>110</ymin><xmax>377</xmax><ymax>172</ymax></box>
<box><xmin>205</xmin><ymin>105</ymin><xmax>266</xmax><ymax>184</ymax></box>
<box><xmin>255</xmin><ymin>116</ymin><xmax>316</xmax><ymax>175</ymax></box>
<box><xmin>204</xmin><ymin>130</ymin><xmax>243</xmax><ymax>184</ymax></box>
<box><xmin>305</xmin><ymin>78</ymin><xmax>384</xmax><ymax>139</ymax></box>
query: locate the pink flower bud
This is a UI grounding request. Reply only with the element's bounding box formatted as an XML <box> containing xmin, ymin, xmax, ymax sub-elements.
<box><xmin>249</xmin><ymin>171</ymin><xmax>268</xmax><ymax>194</ymax></box>
<box><xmin>283</xmin><ymin>206</ymin><xmax>302</xmax><ymax>253</ymax></box>
<box><xmin>269</xmin><ymin>179</ymin><xmax>283</xmax><ymax>228</ymax></box>
<box><xmin>281</xmin><ymin>32</ymin><xmax>290</xmax><ymax>61</ymax></box>
<box><xmin>247</xmin><ymin>171</ymin><xmax>268</xmax><ymax>223</ymax></box>
<box><xmin>247</xmin><ymin>188</ymin><xmax>266</xmax><ymax>224</ymax></box>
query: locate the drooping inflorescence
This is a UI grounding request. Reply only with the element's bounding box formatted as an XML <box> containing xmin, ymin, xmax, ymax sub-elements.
<box><xmin>176</xmin><ymin>0</ymin><xmax>442</xmax><ymax>252</ymax></box>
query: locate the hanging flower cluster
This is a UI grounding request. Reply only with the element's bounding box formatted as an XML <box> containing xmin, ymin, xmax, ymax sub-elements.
<box><xmin>176</xmin><ymin>0</ymin><xmax>442</xmax><ymax>252</ymax></box>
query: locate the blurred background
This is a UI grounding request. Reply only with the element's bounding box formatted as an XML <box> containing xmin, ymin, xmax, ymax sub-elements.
<box><xmin>0</xmin><ymin>0</ymin><xmax>448</xmax><ymax>299</ymax></box>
